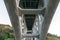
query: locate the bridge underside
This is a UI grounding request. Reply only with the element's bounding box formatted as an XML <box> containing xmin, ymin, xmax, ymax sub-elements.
<box><xmin>4</xmin><ymin>0</ymin><xmax>59</xmax><ymax>40</ymax></box>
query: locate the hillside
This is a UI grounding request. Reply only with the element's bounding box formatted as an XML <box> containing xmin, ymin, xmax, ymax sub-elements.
<box><xmin>0</xmin><ymin>24</ymin><xmax>15</xmax><ymax>40</ymax></box>
<box><xmin>0</xmin><ymin>24</ymin><xmax>60</xmax><ymax>40</ymax></box>
<box><xmin>47</xmin><ymin>33</ymin><xmax>60</xmax><ymax>40</ymax></box>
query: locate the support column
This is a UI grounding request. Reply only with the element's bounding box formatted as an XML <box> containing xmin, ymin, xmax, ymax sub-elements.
<box><xmin>4</xmin><ymin>0</ymin><xmax>21</xmax><ymax>40</ymax></box>
<box><xmin>38</xmin><ymin>14</ymin><xmax>44</xmax><ymax>40</ymax></box>
<box><xmin>41</xmin><ymin>0</ymin><xmax>59</xmax><ymax>40</ymax></box>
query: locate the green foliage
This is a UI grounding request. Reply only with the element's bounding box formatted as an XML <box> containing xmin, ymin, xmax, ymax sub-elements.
<box><xmin>46</xmin><ymin>33</ymin><xmax>60</xmax><ymax>40</ymax></box>
<box><xmin>0</xmin><ymin>36</ymin><xmax>4</xmax><ymax>40</ymax></box>
<box><xmin>0</xmin><ymin>24</ymin><xmax>15</xmax><ymax>40</ymax></box>
<box><xmin>0</xmin><ymin>24</ymin><xmax>60</xmax><ymax>40</ymax></box>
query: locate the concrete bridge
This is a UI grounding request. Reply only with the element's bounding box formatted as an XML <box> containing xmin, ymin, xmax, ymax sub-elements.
<box><xmin>4</xmin><ymin>0</ymin><xmax>60</xmax><ymax>40</ymax></box>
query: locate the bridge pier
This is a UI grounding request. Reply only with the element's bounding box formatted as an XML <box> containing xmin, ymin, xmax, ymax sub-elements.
<box><xmin>4</xmin><ymin>0</ymin><xmax>21</xmax><ymax>40</ymax></box>
<box><xmin>41</xmin><ymin>0</ymin><xmax>59</xmax><ymax>40</ymax></box>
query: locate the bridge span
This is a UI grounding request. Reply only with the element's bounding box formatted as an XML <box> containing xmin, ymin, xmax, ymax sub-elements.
<box><xmin>4</xmin><ymin>0</ymin><xmax>59</xmax><ymax>40</ymax></box>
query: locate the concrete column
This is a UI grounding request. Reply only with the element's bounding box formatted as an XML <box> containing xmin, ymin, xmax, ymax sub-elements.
<box><xmin>41</xmin><ymin>0</ymin><xmax>59</xmax><ymax>40</ymax></box>
<box><xmin>38</xmin><ymin>15</ymin><xmax>44</xmax><ymax>40</ymax></box>
<box><xmin>4</xmin><ymin>0</ymin><xmax>21</xmax><ymax>40</ymax></box>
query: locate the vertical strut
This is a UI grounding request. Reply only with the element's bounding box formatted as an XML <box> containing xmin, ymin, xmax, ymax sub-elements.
<box><xmin>38</xmin><ymin>14</ymin><xmax>44</xmax><ymax>40</ymax></box>
<box><xmin>4</xmin><ymin>0</ymin><xmax>21</xmax><ymax>40</ymax></box>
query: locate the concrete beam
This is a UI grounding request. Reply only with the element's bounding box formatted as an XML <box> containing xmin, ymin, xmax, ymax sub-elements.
<box><xmin>18</xmin><ymin>0</ymin><xmax>47</xmax><ymax>15</ymax></box>
<box><xmin>24</xmin><ymin>33</ymin><xmax>39</xmax><ymax>38</ymax></box>
<box><xmin>4</xmin><ymin>0</ymin><xmax>21</xmax><ymax>40</ymax></box>
<box><xmin>41</xmin><ymin>0</ymin><xmax>59</xmax><ymax>40</ymax></box>
<box><xmin>18</xmin><ymin>7</ymin><xmax>45</xmax><ymax>14</ymax></box>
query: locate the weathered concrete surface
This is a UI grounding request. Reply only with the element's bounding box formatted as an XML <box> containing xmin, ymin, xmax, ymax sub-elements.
<box><xmin>41</xmin><ymin>0</ymin><xmax>59</xmax><ymax>40</ymax></box>
<box><xmin>4</xmin><ymin>0</ymin><xmax>21</xmax><ymax>40</ymax></box>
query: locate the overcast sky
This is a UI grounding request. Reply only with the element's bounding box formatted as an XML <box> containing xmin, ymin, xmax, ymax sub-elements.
<box><xmin>0</xmin><ymin>0</ymin><xmax>11</xmax><ymax>26</ymax></box>
<box><xmin>0</xmin><ymin>0</ymin><xmax>60</xmax><ymax>36</ymax></box>
<box><xmin>48</xmin><ymin>2</ymin><xmax>60</xmax><ymax>36</ymax></box>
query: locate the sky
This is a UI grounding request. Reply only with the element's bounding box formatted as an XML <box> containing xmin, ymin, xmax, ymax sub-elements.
<box><xmin>48</xmin><ymin>2</ymin><xmax>60</xmax><ymax>36</ymax></box>
<box><xmin>0</xmin><ymin>0</ymin><xmax>11</xmax><ymax>26</ymax></box>
<box><xmin>0</xmin><ymin>0</ymin><xmax>60</xmax><ymax>36</ymax></box>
